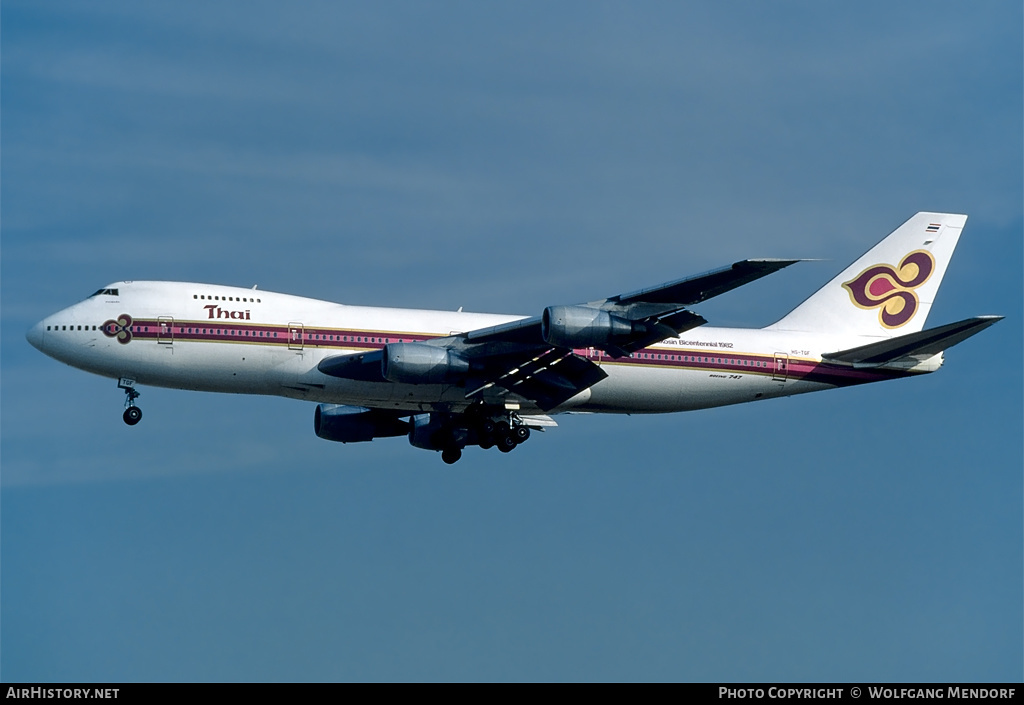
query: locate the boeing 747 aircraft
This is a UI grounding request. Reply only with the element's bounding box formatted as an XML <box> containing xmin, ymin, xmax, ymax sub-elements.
<box><xmin>27</xmin><ymin>212</ymin><xmax>1000</xmax><ymax>463</ymax></box>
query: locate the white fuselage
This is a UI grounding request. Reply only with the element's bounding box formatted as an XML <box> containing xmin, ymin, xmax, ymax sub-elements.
<box><xmin>27</xmin><ymin>281</ymin><xmax>935</xmax><ymax>416</ymax></box>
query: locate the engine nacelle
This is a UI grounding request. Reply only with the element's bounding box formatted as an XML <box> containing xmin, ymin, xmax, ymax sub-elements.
<box><xmin>314</xmin><ymin>404</ymin><xmax>409</xmax><ymax>443</ymax></box>
<box><xmin>408</xmin><ymin>413</ymin><xmax>466</xmax><ymax>451</ymax></box>
<box><xmin>541</xmin><ymin>305</ymin><xmax>635</xmax><ymax>348</ymax></box>
<box><xmin>381</xmin><ymin>342</ymin><xmax>470</xmax><ymax>384</ymax></box>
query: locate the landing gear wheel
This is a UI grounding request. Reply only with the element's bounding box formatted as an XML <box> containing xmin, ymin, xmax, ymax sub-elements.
<box><xmin>497</xmin><ymin>433</ymin><xmax>517</xmax><ymax>453</ymax></box>
<box><xmin>513</xmin><ymin>425</ymin><xmax>531</xmax><ymax>442</ymax></box>
<box><xmin>123</xmin><ymin>406</ymin><xmax>143</xmax><ymax>426</ymax></box>
<box><xmin>441</xmin><ymin>447</ymin><xmax>463</xmax><ymax>465</ymax></box>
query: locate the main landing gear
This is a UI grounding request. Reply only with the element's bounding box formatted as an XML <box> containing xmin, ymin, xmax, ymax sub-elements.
<box><xmin>118</xmin><ymin>378</ymin><xmax>142</xmax><ymax>426</ymax></box>
<box><xmin>436</xmin><ymin>407</ymin><xmax>532</xmax><ymax>464</ymax></box>
<box><xmin>479</xmin><ymin>418</ymin><xmax>530</xmax><ymax>454</ymax></box>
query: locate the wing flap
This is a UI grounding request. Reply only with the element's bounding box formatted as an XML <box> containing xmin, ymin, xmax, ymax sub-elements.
<box><xmin>468</xmin><ymin>349</ymin><xmax>607</xmax><ymax>411</ymax></box>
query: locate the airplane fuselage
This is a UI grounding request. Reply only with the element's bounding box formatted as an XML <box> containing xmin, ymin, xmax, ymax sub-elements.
<box><xmin>27</xmin><ymin>280</ymin><xmax>936</xmax><ymax>417</ymax></box>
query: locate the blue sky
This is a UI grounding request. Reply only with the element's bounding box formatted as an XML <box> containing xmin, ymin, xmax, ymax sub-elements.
<box><xmin>2</xmin><ymin>1</ymin><xmax>1021</xmax><ymax>681</ymax></box>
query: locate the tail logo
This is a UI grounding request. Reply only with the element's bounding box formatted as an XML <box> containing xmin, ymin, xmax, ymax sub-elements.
<box><xmin>102</xmin><ymin>314</ymin><xmax>134</xmax><ymax>344</ymax></box>
<box><xmin>842</xmin><ymin>251</ymin><xmax>935</xmax><ymax>328</ymax></box>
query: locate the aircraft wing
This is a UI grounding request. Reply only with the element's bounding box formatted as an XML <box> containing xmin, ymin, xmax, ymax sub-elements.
<box><xmin>610</xmin><ymin>258</ymin><xmax>801</xmax><ymax>306</ymax></box>
<box><xmin>464</xmin><ymin>258</ymin><xmax>798</xmax><ymax>351</ymax></box>
<box><xmin>317</xmin><ymin>334</ymin><xmax>605</xmax><ymax>411</ymax></box>
<box><xmin>319</xmin><ymin>258</ymin><xmax>798</xmax><ymax>410</ymax></box>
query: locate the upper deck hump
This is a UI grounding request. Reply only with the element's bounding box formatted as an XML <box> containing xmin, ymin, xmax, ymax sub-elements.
<box><xmin>98</xmin><ymin>281</ymin><xmax>527</xmax><ymax>337</ymax></box>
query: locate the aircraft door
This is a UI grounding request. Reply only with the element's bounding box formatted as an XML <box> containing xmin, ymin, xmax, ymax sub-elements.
<box><xmin>157</xmin><ymin>316</ymin><xmax>174</xmax><ymax>345</ymax></box>
<box><xmin>288</xmin><ymin>323</ymin><xmax>304</xmax><ymax>351</ymax></box>
<box><xmin>772</xmin><ymin>353</ymin><xmax>789</xmax><ymax>382</ymax></box>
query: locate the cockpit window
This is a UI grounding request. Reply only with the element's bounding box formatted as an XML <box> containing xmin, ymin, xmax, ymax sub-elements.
<box><xmin>91</xmin><ymin>288</ymin><xmax>119</xmax><ymax>297</ymax></box>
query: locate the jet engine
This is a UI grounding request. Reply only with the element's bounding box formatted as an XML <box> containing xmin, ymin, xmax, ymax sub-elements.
<box><xmin>314</xmin><ymin>404</ymin><xmax>410</xmax><ymax>443</ymax></box>
<box><xmin>541</xmin><ymin>305</ymin><xmax>636</xmax><ymax>348</ymax></box>
<box><xmin>381</xmin><ymin>342</ymin><xmax>470</xmax><ymax>384</ymax></box>
<box><xmin>408</xmin><ymin>413</ymin><xmax>467</xmax><ymax>451</ymax></box>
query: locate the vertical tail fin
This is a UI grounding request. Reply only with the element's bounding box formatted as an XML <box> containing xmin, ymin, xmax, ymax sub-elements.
<box><xmin>766</xmin><ymin>212</ymin><xmax>967</xmax><ymax>337</ymax></box>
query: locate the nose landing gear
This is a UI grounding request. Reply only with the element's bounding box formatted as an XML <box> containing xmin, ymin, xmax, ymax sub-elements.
<box><xmin>118</xmin><ymin>378</ymin><xmax>142</xmax><ymax>426</ymax></box>
<box><xmin>123</xmin><ymin>406</ymin><xmax>142</xmax><ymax>425</ymax></box>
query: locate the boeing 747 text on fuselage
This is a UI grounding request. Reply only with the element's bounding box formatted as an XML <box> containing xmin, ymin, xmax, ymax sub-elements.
<box><xmin>27</xmin><ymin>213</ymin><xmax>1001</xmax><ymax>463</ymax></box>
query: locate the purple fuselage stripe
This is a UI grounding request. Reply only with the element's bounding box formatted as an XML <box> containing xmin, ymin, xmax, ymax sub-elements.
<box><xmin>115</xmin><ymin>318</ymin><xmax>913</xmax><ymax>388</ymax></box>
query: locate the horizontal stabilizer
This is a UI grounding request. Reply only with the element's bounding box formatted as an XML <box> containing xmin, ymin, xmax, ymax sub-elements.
<box><xmin>822</xmin><ymin>316</ymin><xmax>1002</xmax><ymax>366</ymax></box>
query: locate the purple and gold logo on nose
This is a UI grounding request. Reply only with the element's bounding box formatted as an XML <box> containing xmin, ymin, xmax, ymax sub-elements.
<box><xmin>842</xmin><ymin>251</ymin><xmax>935</xmax><ymax>329</ymax></box>
<box><xmin>102</xmin><ymin>314</ymin><xmax>134</xmax><ymax>344</ymax></box>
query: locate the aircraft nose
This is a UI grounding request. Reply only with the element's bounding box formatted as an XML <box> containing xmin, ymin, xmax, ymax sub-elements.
<box><xmin>26</xmin><ymin>320</ymin><xmax>47</xmax><ymax>353</ymax></box>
